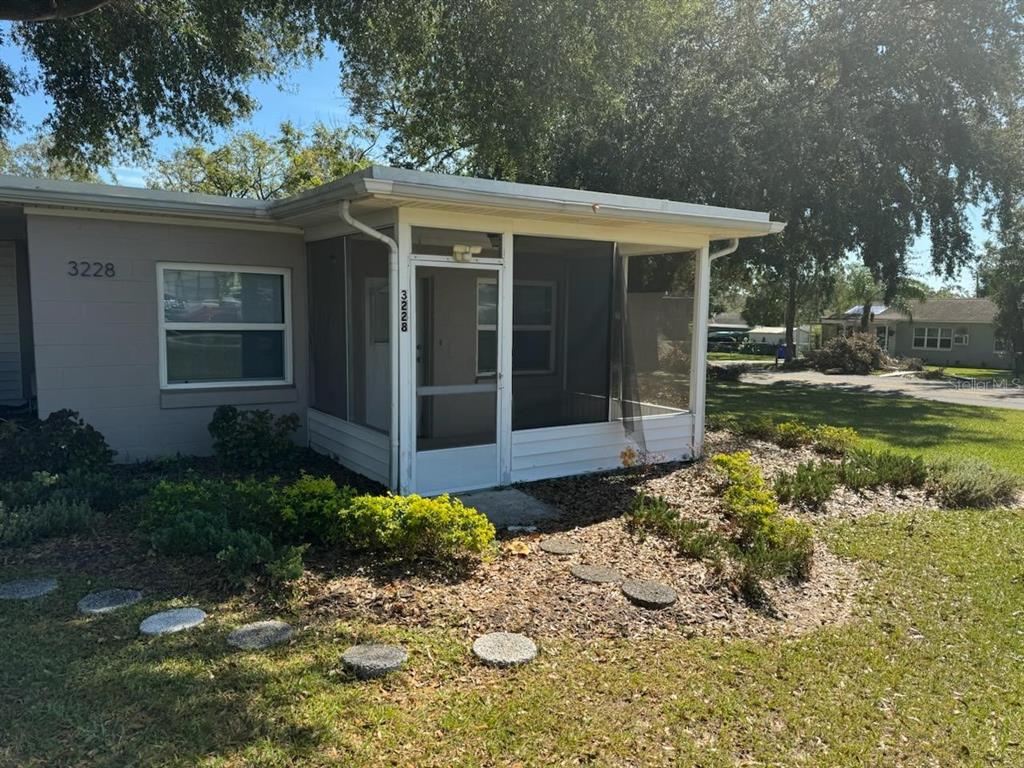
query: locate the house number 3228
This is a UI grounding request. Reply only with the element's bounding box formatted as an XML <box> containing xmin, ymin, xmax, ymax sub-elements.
<box><xmin>68</xmin><ymin>261</ymin><xmax>116</xmax><ymax>277</ymax></box>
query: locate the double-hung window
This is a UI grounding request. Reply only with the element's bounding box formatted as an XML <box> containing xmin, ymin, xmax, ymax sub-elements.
<box><xmin>912</xmin><ymin>326</ymin><xmax>952</xmax><ymax>350</ymax></box>
<box><xmin>995</xmin><ymin>335</ymin><xmax>1008</xmax><ymax>353</ymax></box>
<box><xmin>953</xmin><ymin>327</ymin><xmax>970</xmax><ymax>346</ymax></box>
<box><xmin>476</xmin><ymin>279</ymin><xmax>557</xmax><ymax>376</ymax></box>
<box><xmin>158</xmin><ymin>263</ymin><xmax>292</xmax><ymax>388</ymax></box>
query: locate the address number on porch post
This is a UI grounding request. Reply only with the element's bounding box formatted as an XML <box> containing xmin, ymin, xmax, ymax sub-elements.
<box><xmin>400</xmin><ymin>289</ymin><xmax>409</xmax><ymax>332</ymax></box>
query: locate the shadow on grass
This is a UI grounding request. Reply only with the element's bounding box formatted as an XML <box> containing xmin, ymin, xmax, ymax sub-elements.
<box><xmin>708</xmin><ymin>379</ymin><xmax>1018</xmax><ymax>456</ymax></box>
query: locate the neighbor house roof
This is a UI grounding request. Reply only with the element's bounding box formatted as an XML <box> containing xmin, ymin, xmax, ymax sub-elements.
<box><xmin>0</xmin><ymin>165</ymin><xmax>786</xmax><ymax>240</ymax></box>
<box><xmin>878</xmin><ymin>298</ymin><xmax>997</xmax><ymax>324</ymax></box>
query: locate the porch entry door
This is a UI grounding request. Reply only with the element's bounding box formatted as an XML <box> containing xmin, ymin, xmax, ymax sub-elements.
<box><xmin>412</xmin><ymin>261</ymin><xmax>504</xmax><ymax>495</ymax></box>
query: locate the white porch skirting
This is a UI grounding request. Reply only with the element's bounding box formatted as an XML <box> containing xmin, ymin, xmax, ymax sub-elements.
<box><xmin>307</xmin><ymin>408</ymin><xmax>390</xmax><ymax>486</ymax></box>
<box><xmin>509</xmin><ymin>413</ymin><xmax>695</xmax><ymax>484</ymax></box>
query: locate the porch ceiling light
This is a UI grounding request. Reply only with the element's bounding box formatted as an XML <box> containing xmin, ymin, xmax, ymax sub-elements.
<box><xmin>452</xmin><ymin>243</ymin><xmax>482</xmax><ymax>262</ymax></box>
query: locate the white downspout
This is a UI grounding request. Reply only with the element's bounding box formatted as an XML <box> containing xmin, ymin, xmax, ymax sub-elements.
<box><xmin>691</xmin><ymin>238</ymin><xmax>740</xmax><ymax>459</ymax></box>
<box><xmin>340</xmin><ymin>199</ymin><xmax>401</xmax><ymax>490</ymax></box>
<box><xmin>710</xmin><ymin>238</ymin><xmax>740</xmax><ymax>261</ymax></box>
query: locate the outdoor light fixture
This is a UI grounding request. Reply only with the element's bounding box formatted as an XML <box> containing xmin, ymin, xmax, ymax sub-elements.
<box><xmin>451</xmin><ymin>244</ymin><xmax>482</xmax><ymax>262</ymax></box>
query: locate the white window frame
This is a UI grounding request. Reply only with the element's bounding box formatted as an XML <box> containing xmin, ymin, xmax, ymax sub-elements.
<box><xmin>476</xmin><ymin>278</ymin><xmax>557</xmax><ymax>376</ymax></box>
<box><xmin>157</xmin><ymin>262</ymin><xmax>293</xmax><ymax>390</ymax></box>
<box><xmin>995</xmin><ymin>335</ymin><xmax>1008</xmax><ymax>353</ymax></box>
<box><xmin>953</xmin><ymin>327</ymin><xmax>970</xmax><ymax>346</ymax></box>
<box><xmin>912</xmin><ymin>326</ymin><xmax>953</xmax><ymax>351</ymax></box>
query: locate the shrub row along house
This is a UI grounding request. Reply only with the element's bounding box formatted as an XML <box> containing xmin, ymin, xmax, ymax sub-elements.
<box><xmin>0</xmin><ymin>167</ymin><xmax>783</xmax><ymax>494</ymax></box>
<box><xmin>820</xmin><ymin>298</ymin><xmax>1011</xmax><ymax>369</ymax></box>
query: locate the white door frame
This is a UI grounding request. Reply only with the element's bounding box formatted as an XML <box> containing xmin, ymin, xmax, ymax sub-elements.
<box><xmin>396</xmin><ymin>209</ymin><xmax>513</xmax><ymax>494</ymax></box>
<box><xmin>406</xmin><ymin>258</ymin><xmax>507</xmax><ymax>495</ymax></box>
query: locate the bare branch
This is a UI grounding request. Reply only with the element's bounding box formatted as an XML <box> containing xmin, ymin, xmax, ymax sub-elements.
<box><xmin>0</xmin><ymin>0</ymin><xmax>113</xmax><ymax>22</ymax></box>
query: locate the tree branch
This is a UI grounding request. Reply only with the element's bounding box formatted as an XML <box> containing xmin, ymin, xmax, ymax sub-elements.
<box><xmin>0</xmin><ymin>0</ymin><xmax>113</xmax><ymax>22</ymax></box>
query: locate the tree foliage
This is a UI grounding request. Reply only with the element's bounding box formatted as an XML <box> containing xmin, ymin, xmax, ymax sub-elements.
<box><xmin>147</xmin><ymin>122</ymin><xmax>371</xmax><ymax>200</ymax></box>
<box><xmin>336</xmin><ymin>0</ymin><xmax>1024</xmax><ymax>288</ymax></box>
<box><xmin>0</xmin><ymin>133</ymin><xmax>98</xmax><ymax>181</ymax></box>
<box><xmin>978</xmin><ymin>209</ymin><xmax>1024</xmax><ymax>374</ymax></box>
<box><xmin>0</xmin><ymin>1</ymin><xmax>326</xmax><ymax>167</ymax></box>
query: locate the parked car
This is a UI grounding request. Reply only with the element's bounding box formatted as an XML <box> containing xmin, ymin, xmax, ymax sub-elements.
<box><xmin>707</xmin><ymin>330</ymin><xmax>749</xmax><ymax>352</ymax></box>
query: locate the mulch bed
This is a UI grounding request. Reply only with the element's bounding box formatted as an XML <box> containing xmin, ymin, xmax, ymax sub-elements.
<box><xmin>295</xmin><ymin>431</ymin><xmax>909</xmax><ymax>642</ymax></box>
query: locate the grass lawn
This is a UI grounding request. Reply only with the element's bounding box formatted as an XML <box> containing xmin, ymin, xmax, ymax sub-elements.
<box><xmin>3</xmin><ymin>509</ymin><xmax>1024</xmax><ymax>766</ymax></box>
<box><xmin>709</xmin><ymin>379</ymin><xmax>1024</xmax><ymax>475</ymax></box>
<box><xmin>927</xmin><ymin>365</ymin><xmax>1016</xmax><ymax>380</ymax></box>
<box><xmin>707</xmin><ymin>351</ymin><xmax>775</xmax><ymax>362</ymax></box>
<box><xmin>4</xmin><ymin>385</ymin><xmax>1024</xmax><ymax>766</ymax></box>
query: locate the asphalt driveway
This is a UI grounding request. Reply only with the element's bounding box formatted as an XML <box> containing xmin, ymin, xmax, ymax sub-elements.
<box><xmin>744</xmin><ymin>368</ymin><xmax>1024</xmax><ymax>411</ymax></box>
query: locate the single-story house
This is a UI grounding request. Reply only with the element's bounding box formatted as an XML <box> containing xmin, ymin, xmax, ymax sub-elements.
<box><xmin>0</xmin><ymin>167</ymin><xmax>783</xmax><ymax>495</ymax></box>
<box><xmin>820</xmin><ymin>298</ymin><xmax>1011</xmax><ymax>369</ymax></box>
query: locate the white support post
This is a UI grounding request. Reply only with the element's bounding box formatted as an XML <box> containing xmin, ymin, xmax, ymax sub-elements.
<box><xmin>689</xmin><ymin>244</ymin><xmax>712</xmax><ymax>458</ymax></box>
<box><xmin>396</xmin><ymin>210</ymin><xmax>414</xmax><ymax>494</ymax></box>
<box><xmin>498</xmin><ymin>231</ymin><xmax>514</xmax><ymax>485</ymax></box>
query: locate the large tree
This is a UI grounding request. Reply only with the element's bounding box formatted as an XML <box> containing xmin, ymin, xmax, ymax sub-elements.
<box><xmin>0</xmin><ymin>1</ymin><xmax>328</xmax><ymax>167</ymax></box>
<box><xmin>335</xmin><ymin>0</ymin><xmax>1024</xmax><ymax>350</ymax></box>
<box><xmin>978</xmin><ymin>209</ymin><xmax>1024</xmax><ymax>375</ymax></box>
<box><xmin>147</xmin><ymin>121</ymin><xmax>371</xmax><ymax>200</ymax></box>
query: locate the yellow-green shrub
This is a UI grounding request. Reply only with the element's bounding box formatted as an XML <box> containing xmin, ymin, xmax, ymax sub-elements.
<box><xmin>341</xmin><ymin>493</ymin><xmax>495</xmax><ymax>559</ymax></box>
<box><xmin>773</xmin><ymin>420</ymin><xmax>814</xmax><ymax>449</ymax></box>
<box><xmin>812</xmin><ymin>425</ymin><xmax>860</xmax><ymax>456</ymax></box>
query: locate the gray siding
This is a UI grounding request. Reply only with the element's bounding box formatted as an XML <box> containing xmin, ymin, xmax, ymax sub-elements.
<box><xmin>0</xmin><ymin>242</ymin><xmax>22</xmax><ymax>404</ymax></box>
<box><xmin>888</xmin><ymin>321</ymin><xmax>1011</xmax><ymax>369</ymax></box>
<box><xmin>26</xmin><ymin>214</ymin><xmax>309</xmax><ymax>460</ymax></box>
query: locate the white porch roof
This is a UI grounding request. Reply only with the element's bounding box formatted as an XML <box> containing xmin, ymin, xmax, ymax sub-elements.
<box><xmin>0</xmin><ymin>165</ymin><xmax>785</xmax><ymax>241</ymax></box>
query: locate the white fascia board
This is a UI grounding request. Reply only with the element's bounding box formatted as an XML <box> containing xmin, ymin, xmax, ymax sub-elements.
<box><xmin>268</xmin><ymin>166</ymin><xmax>786</xmax><ymax>238</ymax></box>
<box><xmin>0</xmin><ymin>174</ymin><xmax>273</xmax><ymax>222</ymax></box>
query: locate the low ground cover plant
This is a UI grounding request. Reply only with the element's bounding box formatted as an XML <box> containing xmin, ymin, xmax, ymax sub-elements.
<box><xmin>926</xmin><ymin>458</ymin><xmax>1021</xmax><ymax>509</ymax></box>
<box><xmin>774</xmin><ymin>461</ymin><xmax>838</xmax><ymax>510</ymax></box>
<box><xmin>811</xmin><ymin>425</ymin><xmax>860</xmax><ymax>456</ymax></box>
<box><xmin>629</xmin><ymin>453</ymin><xmax>814</xmax><ymax>603</ymax></box>
<box><xmin>140</xmin><ymin>473</ymin><xmax>496</xmax><ymax>584</ymax></box>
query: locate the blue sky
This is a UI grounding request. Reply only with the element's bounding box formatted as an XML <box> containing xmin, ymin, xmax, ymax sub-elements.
<box><xmin>1</xmin><ymin>37</ymin><xmax>985</xmax><ymax>291</ymax></box>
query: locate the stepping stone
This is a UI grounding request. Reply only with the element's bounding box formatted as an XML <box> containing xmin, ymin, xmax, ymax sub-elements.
<box><xmin>77</xmin><ymin>588</ymin><xmax>142</xmax><ymax>615</ymax></box>
<box><xmin>341</xmin><ymin>644</ymin><xmax>408</xmax><ymax>679</ymax></box>
<box><xmin>139</xmin><ymin>607</ymin><xmax>206</xmax><ymax>636</ymax></box>
<box><xmin>472</xmin><ymin>632</ymin><xmax>538</xmax><ymax>667</ymax></box>
<box><xmin>570</xmin><ymin>564</ymin><xmax>623</xmax><ymax>584</ymax></box>
<box><xmin>0</xmin><ymin>578</ymin><xmax>57</xmax><ymax>600</ymax></box>
<box><xmin>227</xmin><ymin>620</ymin><xmax>294</xmax><ymax>650</ymax></box>
<box><xmin>539</xmin><ymin>537</ymin><xmax>581</xmax><ymax>555</ymax></box>
<box><xmin>621</xmin><ymin>579</ymin><xmax>677</xmax><ymax>610</ymax></box>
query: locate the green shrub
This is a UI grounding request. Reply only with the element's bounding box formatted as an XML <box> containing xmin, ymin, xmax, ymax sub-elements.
<box><xmin>208</xmin><ymin>406</ymin><xmax>301</xmax><ymax>472</ymax></box>
<box><xmin>927</xmin><ymin>459</ymin><xmax>1021</xmax><ymax>509</ymax></box>
<box><xmin>0</xmin><ymin>410</ymin><xmax>114</xmax><ymax>481</ymax></box>
<box><xmin>812</xmin><ymin>425</ymin><xmax>860</xmax><ymax>456</ymax></box>
<box><xmin>773</xmin><ymin>420</ymin><xmax>814</xmax><ymax>449</ymax></box>
<box><xmin>775</xmin><ymin>461</ymin><xmax>838</xmax><ymax>510</ymax></box>
<box><xmin>919</xmin><ymin>367</ymin><xmax>946</xmax><ymax>380</ymax></box>
<box><xmin>0</xmin><ymin>497</ymin><xmax>95</xmax><ymax>546</ymax></box>
<box><xmin>277</xmin><ymin>473</ymin><xmax>355</xmax><ymax>543</ymax></box>
<box><xmin>737</xmin><ymin>415</ymin><xmax>778</xmax><ymax>442</ymax></box>
<box><xmin>839</xmin><ymin>449</ymin><xmax>927</xmax><ymax>490</ymax></box>
<box><xmin>806</xmin><ymin>332</ymin><xmax>884</xmax><ymax>374</ymax></box>
<box><xmin>628</xmin><ymin>493</ymin><xmax>724</xmax><ymax>559</ymax></box>
<box><xmin>341</xmin><ymin>493</ymin><xmax>495</xmax><ymax>559</ymax></box>
<box><xmin>711</xmin><ymin>451</ymin><xmax>815</xmax><ymax>596</ymax></box>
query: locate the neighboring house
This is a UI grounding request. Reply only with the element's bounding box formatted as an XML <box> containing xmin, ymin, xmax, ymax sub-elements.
<box><xmin>821</xmin><ymin>298</ymin><xmax>1010</xmax><ymax>368</ymax></box>
<box><xmin>0</xmin><ymin>167</ymin><xmax>783</xmax><ymax>495</ymax></box>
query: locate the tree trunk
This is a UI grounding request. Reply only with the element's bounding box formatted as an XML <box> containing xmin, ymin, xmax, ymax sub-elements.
<box><xmin>0</xmin><ymin>0</ymin><xmax>111</xmax><ymax>21</ymax></box>
<box><xmin>785</xmin><ymin>273</ymin><xmax>798</xmax><ymax>363</ymax></box>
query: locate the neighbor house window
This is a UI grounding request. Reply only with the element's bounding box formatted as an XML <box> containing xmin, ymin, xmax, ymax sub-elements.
<box><xmin>995</xmin><ymin>335</ymin><xmax>1008</xmax><ymax>353</ymax></box>
<box><xmin>158</xmin><ymin>264</ymin><xmax>291</xmax><ymax>388</ymax></box>
<box><xmin>913</xmin><ymin>326</ymin><xmax>952</xmax><ymax>350</ymax></box>
<box><xmin>953</xmin><ymin>327</ymin><xmax>970</xmax><ymax>346</ymax></box>
<box><xmin>476</xmin><ymin>279</ymin><xmax>556</xmax><ymax>375</ymax></box>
